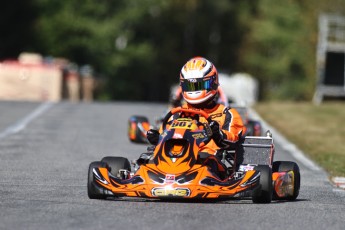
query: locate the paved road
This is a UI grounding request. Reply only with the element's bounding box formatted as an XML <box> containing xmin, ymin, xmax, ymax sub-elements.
<box><xmin>0</xmin><ymin>101</ymin><xmax>344</xmax><ymax>230</ymax></box>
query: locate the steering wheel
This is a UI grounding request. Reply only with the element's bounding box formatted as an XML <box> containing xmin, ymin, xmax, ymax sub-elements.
<box><xmin>161</xmin><ymin>107</ymin><xmax>213</xmax><ymax>139</ymax></box>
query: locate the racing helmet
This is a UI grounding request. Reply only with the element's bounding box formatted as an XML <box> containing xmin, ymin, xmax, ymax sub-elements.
<box><xmin>180</xmin><ymin>57</ymin><xmax>219</xmax><ymax>105</ymax></box>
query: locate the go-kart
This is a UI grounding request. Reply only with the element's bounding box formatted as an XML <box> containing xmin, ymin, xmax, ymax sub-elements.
<box><xmin>88</xmin><ymin>107</ymin><xmax>300</xmax><ymax>202</ymax></box>
<box><xmin>128</xmin><ymin>115</ymin><xmax>151</xmax><ymax>143</ymax></box>
<box><xmin>128</xmin><ymin>104</ymin><xmax>262</xmax><ymax>143</ymax></box>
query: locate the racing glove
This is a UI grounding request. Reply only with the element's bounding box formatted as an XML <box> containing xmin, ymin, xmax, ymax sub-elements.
<box><xmin>209</xmin><ymin>120</ymin><xmax>225</xmax><ymax>145</ymax></box>
<box><xmin>147</xmin><ymin>129</ymin><xmax>160</xmax><ymax>145</ymax></box>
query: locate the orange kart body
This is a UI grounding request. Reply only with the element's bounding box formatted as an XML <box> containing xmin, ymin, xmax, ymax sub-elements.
<box><xmin>93</xmin><ymin>108</ymin><xmax>261</xmax><ymax>199</ymax></box>
<box><xmin>89</xmin><ymin>108</ymin><xmax>300</xmax><ymax>202</ymax></box>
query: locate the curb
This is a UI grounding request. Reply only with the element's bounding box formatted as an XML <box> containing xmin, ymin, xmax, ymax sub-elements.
<box><xmin>332</xmin><ymin>177</ymin><xmax>345</xmax><ymax>189</ymax></box>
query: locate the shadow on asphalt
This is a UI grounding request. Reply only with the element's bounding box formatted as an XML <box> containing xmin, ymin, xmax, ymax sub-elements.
<box><xmin>103</xmin><ymin>197</ymin><xmax>310</xmax><ymax>204</ymax></box>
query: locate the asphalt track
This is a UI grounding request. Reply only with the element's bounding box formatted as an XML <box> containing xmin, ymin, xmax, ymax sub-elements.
<box><xmin>0</xmin><ymin>101</ymin><xmax>344</xmax><ymax>230</ymax></box>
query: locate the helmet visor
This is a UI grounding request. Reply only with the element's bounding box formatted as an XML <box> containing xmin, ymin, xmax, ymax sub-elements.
<box><xmin>181</xmin><ymin>77</ymin><xmax>217</xmax><ymax>92</ymax></box>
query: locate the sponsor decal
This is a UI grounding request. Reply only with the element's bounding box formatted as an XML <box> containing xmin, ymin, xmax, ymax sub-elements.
<box><xmin>151</xmin><ymin>187</ymin><xmax>190</xmax><ymax>197</ymax></box>
<box><xmin>192</xmin><ymin>133</ymin><xmax>205</xmax><ymax>139</ymax></box>
<box><xmin>165</xmin><ymin>174</ymin><xmax>175</xmax><ymax>184</ymax></box>
<box><xmin>210</xmin><ymin>113</ymin><xmax>222</xmax><ymax>119</ymax></box>
<box><xmin>173</xmin><ymin>133</ymin><xmax>183</xmax><ymax>139</ymax></box>
<box><xmin>239</xmin><ymin>165</ymin><xmax>255</xmax><ymax>171</ymax></box>
<box><xmin>171</xmin><ymin>120</ymin><xmax>193</xmax><ymax>129</ymax></box>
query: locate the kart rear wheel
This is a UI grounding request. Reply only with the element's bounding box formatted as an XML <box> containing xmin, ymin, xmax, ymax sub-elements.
<box><xmin>101</xmin><ymin>156</ymin><xmax>131</xmax><ymax>178</ymax></box>
<box><xmin>252</xmin><ymin>165</ymin><xmax>273</xmax><ymax>203</ymax></box>
<box><xmin>273</xmin><ymin>161</ymin><xmax>300</xmax><ymax>200</ymax></box>
<box><xmin>87</xmin><ymin>161</ymin><xmax>108</xmax><ymax>199</ymax></box>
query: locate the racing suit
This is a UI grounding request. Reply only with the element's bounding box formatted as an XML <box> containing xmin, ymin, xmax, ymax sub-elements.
<box><xmin>147</xmin><ymin>102</ymin><xmax>245</xmax><ymax>155</ymax></box>
<box><xmin>181</xmin><ymin>103</ymin><xmax>244</xmax><ymax>155</ymax></box>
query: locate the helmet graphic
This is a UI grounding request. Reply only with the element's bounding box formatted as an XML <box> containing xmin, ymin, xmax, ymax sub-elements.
<box><xmin>180</xmin><ymin>57</ymin><xmax>219</xmax><ymax>105</ymax></box>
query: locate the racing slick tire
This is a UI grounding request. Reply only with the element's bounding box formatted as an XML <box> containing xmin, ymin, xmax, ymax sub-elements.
<box><xmin>128</xmin><ymin>116</ymin><xmax>150</xmax><ymax>143</ymax></box>
<box><xmin>272</xmin><ymin>161</ymin><xmax>300</xmax><ymax>200</ymax></box>
<box><xmin>87</xmin><ymin>161</ymin><xmax>108</xmax><ymax>199</ymax></box>
<box><xmin>101</xmin><ymin>156</ymin><xmax>131</xmax><ymax>178</ymax></box>
<box><xmin>252</xmin><ymin>165</ymin><xmax>273</xmax><ymax>203</ymax></box>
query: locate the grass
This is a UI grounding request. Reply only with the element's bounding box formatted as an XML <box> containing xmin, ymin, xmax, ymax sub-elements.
<box><xmin>254</xmin><ymin>101</ymin><xmax>345</xmax><ymax>177</ymax></box>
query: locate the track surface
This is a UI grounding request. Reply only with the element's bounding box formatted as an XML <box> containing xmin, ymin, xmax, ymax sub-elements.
<box><xmin>0</xmin><ymin>101</ymin><xmax>344</xmax><ymax>230</ymax></box>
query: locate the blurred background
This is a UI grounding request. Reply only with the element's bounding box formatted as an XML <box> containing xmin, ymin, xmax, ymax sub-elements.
<box><xmin>1</xmin><ymin>0</ymin><xmax>345</xmax><ymax>103</ymax></box>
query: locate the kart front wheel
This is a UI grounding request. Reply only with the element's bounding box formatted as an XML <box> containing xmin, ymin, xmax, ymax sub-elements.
<box><xmin>101</xmin><ymin>156</ymin><xmax>131</xmax><ymax>178</ymax></box>
<box><xmin>87</xmin><ymin>161</ymin><xmax>108</xmax><ymax>199</ymax></box>
<box><xmin>252</xmin><ymin>165</ymin><xmax>273</xmax><ymax>203</ymax></box>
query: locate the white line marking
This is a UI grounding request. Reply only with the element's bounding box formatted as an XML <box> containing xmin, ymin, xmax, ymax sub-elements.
<box><xmin>248</xmin><ymin>108</ymin><xmax>321</xmax><ymax>171</ymax></box>
<box><xmin>0</xmin><ymin>102</ymin><xmax>54</xmax><ymax>140</ymax></box>
<box><xmin>333</xmin><ymin>188</ymin><xmax>345</xmax><ymax>193</ymax></box>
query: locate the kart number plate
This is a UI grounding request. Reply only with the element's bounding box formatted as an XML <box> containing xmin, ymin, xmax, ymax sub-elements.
<box><xmin>171</xmin><ymin>119</ymin><xmax>195</xmax><ymax>130</ymax></box>
<box><xmin>151</xmin><ymin>188</ymin><xmax>190</xmax><ymax>197</ymax></box>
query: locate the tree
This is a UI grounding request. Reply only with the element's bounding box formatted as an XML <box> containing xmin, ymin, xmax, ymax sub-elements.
<box><xmin>2</xmin><ymin>0</ymin><xmax>344</xmax><ymax>101</ymax></box>
<box><xmin>0</xmin><ymin>0</ymin><xmax>38</xmax><ymax>59</ymax></box>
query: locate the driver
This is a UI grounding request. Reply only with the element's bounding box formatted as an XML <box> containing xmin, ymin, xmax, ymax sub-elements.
<box><xmin>147</xmin><ymin>57</ymin><xmax>245</xmax><ymax>175</ymax></box>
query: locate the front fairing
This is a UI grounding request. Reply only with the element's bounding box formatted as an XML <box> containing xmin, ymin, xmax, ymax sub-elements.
<box><xmin>152</xmin><ymin>119</ymin><xmax>210</xmax><ymax>174</ymax></box>
<box><xmin>91</xmin><ymin>157</ymin><xmax>260</xmax><ymax>199</ymax></box>
<box><xmin>128</xmin><ymin>163</ymin><xmax>260</xmax><ymax>198</ymax></box>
